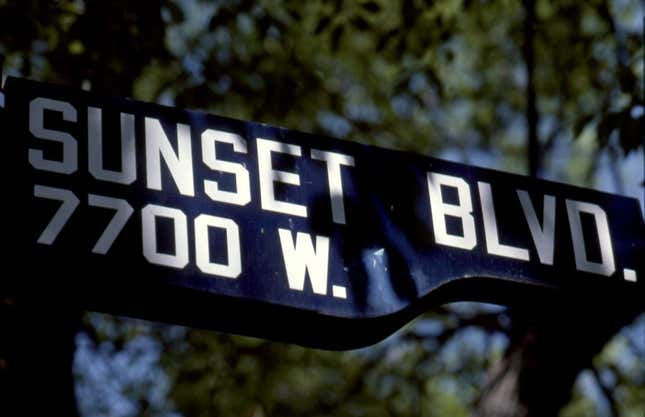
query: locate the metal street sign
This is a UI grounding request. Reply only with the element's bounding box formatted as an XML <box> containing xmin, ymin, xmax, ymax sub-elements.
<box><xmin>1</xmin><ymin>77</ymin><xmax>643</xmax><ymax>348</ymax></box>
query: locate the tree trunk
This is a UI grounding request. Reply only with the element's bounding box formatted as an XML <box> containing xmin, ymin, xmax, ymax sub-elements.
<box><xmin>472</xmin><ymin>3</ymin><xmax>637</xmax><ymax>415</ymax></box>
<box><xmin>473</xmin><ymin>300</ymin><xmax>639</xmax><ymax>417</ymax></box>
<box><xmin>523</xmin><ymin>0</ymin><xmax>540</xmax><ymax>178</ymax></box>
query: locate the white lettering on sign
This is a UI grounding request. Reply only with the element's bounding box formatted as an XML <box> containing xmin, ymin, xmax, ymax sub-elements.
<box><xmin>33</xmin><ymin>185</ymin><xmax>79</xmax><ymax>244</ymax></box>
<box><xmin>517</xmin><ymin>190</ymin><xmax>555</xmax><ymax>265</ymax></box>
<box><xmin>566</xmin><ymin>200</ymin><xmax>615</xmax><ymax>276</ymax></box>
<box><xmin>426</xmin><ymin>172</ymin><xmax>477</xmax><ymax>250</ymax></box>
<box><xmin>26</xmin><ymin>101</ymin><xmax>355</xmax><ymax>226</ymax></box>
<box><xmin>257</xmin><ymin>138</ymin><xmax>307</xmax><ymax>217</ymax></box>
<box><xmin>194</xmin><ymin>214</ymin><xmax>242</xmax><ymax>278</ymax></box>
<box><xmin>478</xmin><ymin>182</ymin><xmax>529</xmax><ymax>261</ymax></box>
<box><xmin>145</xmin><ymin>117</ymin><xmax>195</xmax><ymax>197</ymax></box>
<box><xmin>24</xmin><ymin>88</ymin><xmax>641</xmax><ymax>318</ymax></box>
<box><xmin>29</xmin><ymin>98</ymin><xmax>78</xmax><ymax>174</ymax></box>
<box><xmin>278</xmin><ymin>228</ymin><xmax>330</xmax><ymax>295</ymax></box>
<box><xmin>34</xmin><ymin>186</ymin><xmax>136</xmax><ymax>254</ymax></box>
<box><xmin>25</xmin><ymin>99</ymin><xmax>359</xmax><ymax>298</ymax></box>
<box><xmin>142</xmin><ymin>204</ymin><xmax>190</xmax><ymax>269</ymax></box>
<box><xmin>422</xmin><ymin>170</ymin><xmax>632</xmax><ymax>281</ymax></box>
<box><xmin>201</xmin><ymin>129</ymin><xmax>251</xmax><ymax>206</ymax></box>
<box><xmin>311</xmin><ymin>149</ymin><xmax>355</xmax><ymax>225</ymax></box>
<box><xmin>88</xmin><ymin>194</ymin><xmax>134</xmax><ymax>254</ymax></box>
<box><xmin>623</xmin><ymin>269</ymin><xmax>637</xmax><ymax>282</ymax></box>
<box><xmin>88</xmin><ymin>107</ymin><xmax>137</xmax><ymax>185</ymax></box>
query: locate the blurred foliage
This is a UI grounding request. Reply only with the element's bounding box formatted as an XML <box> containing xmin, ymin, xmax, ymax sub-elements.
<box><xmin>76</xmin><ymin>305</ymin><xmax>645</xmax><ymax>417</ymax></box>
<box><xmin>1</xmin><ymin>0</ymin><xmax>643</xmax><ymax>416</ymax></box>
<box><xmin>77</xmin><ymin>306</ymin><xmax>506</xmax><ymax>417</ymax></box>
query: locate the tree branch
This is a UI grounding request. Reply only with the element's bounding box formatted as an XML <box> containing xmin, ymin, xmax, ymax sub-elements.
<box><xmin>523</xmin><ymin>0</ymin><xmax>540</xmax><ymax>177</ymax></box>
<box><xmin>590</xmin><ymin>366</ymin><xmax>619</xmax><ymax>417</ymax></box>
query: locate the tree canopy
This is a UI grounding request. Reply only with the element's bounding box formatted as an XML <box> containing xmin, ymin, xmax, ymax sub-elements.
<box><xmin>0</xmin><ymin>0</ymin><xmax>642</xmax><ymax>416</ymax></box>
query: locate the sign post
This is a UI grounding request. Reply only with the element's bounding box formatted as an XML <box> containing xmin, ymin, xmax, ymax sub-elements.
<box><xmin>1</xmin><ymin>77</ymin><xmax>643</xmax><ymax>349</ymax></box>
<box><xmin>0</xmin><ymin>82</ymin><xmax>81</xmax><ymax>417</ymax></box>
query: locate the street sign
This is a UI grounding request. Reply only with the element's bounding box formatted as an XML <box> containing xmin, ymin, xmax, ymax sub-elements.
<box><xmin>1</xmin><ymin>77</ymin><xmax>643</xmax><ymax>349</ymax></box>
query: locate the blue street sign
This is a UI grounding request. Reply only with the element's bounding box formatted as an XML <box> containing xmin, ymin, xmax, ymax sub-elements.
<box><xmin>1</xmin><ymin>77</ymin><xmax>643</xmax><ymax>348</ymax></box>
